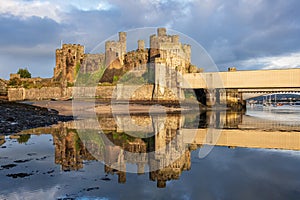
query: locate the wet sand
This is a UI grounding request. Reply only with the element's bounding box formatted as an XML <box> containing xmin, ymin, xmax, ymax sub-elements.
<box><xmin>30</xmin><ymin>100</ymin><xmax>195</xmax><ymax>116</ymax></box>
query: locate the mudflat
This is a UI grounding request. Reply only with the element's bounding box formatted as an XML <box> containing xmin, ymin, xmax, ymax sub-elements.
<box><xmin>0</xmin><ymin>100</ymin><xmax>73</xmax><ymax>135</ymax></box>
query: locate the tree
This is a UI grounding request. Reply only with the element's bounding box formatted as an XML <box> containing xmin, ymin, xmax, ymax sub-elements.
<box><xmin>17</xmin><ymin>68</ymin><xmax>31</xmax><ymax>78</ymax></box>
<box><xmin>17</xmin><ymin>134</ymin><xmax>31</xmax><ymax>144</ymax></box>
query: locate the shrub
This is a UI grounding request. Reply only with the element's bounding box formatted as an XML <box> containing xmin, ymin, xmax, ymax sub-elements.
<box><xmin>8</xmin><ymin>78</ymin><xmax>21</xmax><ymax>87</ymax></box>
<box><xmin>17</xmin><ymin>68</ymin><xmax>31</xmax><ymax>78</ymax></box>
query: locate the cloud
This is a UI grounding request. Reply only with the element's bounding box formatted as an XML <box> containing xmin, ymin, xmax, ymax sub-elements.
<box><xmin>235</xmin><ymin>52</ymin><xmax>300</xmax><ymax>70</ymax></box>
<box><xmin>0</xmin><ymin>0</ymin><xmax>62</xmax><ymax>22</ymax></box>
<box><xmin>0</xmin><ymin>15</ymin><xmax>61</xmax><ymax>47</ymax></box>
<box><xmin>261</xmin><ymin>53</ymin><xmax>300</xmax><ymax>70</ymax></box>
<box><xmin>0</xmin><ymin>186</ymin><xmax>61</xmax><ymax>200</ymax></box>
<box><xmin>176</xmin><ymin>0</ymin><xmax>300</xmax><ymax>65</ymax></box>
<box><xmin>0</xmin><ymin>0</ymin><xmax>300</xmax><ymax>79</ymax></box>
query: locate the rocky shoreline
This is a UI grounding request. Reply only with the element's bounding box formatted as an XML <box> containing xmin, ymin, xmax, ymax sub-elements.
<box><xmin>0</xmin><ymin>100</ymin><xmax>73</xmax><ymax>135</ymax></box>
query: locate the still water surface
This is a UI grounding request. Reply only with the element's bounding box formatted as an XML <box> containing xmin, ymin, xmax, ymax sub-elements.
<box><xmin>0</xmin><ymin>106</ymin><xmax>300</xmax><ymax>200</ymax></box>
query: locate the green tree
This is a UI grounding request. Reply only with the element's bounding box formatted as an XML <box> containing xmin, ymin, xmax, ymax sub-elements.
<box><xmin>17</xmin><ymin>68</ymin><xmax>31</xmax><ymax>78</ymax></box>
<box><xmin>17</xmin><ymin>134</ymin><xmax>31</xmax><ymax>144</ymax></box>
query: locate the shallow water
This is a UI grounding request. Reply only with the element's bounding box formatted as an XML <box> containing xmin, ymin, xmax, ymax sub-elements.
<box><xmin>0</xmin><ymin>107</ymin><xmax>300</xmax><ymax>200</ymax></box>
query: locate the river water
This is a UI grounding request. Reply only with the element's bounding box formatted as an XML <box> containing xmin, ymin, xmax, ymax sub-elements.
<box><xmin>0</xmin><ymin>105</ymin><xmax>300</xmax><ymax>200</ymax></box>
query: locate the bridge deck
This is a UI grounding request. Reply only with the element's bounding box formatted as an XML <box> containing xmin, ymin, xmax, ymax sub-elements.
<box><xmin>183</xmin><ymin>68</ymin><xmax>300</xmax><ymax>89</ymax></box>
<box><xmin>183</xmin><ymin>129</ymin><xmax>300</xmax><ymax>151</ymax></box>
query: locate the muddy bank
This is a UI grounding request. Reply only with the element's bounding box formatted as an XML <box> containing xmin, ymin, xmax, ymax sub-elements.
<box><xmin>0</xmin><ymin>100</ymin><xmax>73</xmax><ymax>135</ymax></box>
<box><xmin>30</xmin><ymin>99</ymin><xmax>205</xmax><ymax>115</ymax></box>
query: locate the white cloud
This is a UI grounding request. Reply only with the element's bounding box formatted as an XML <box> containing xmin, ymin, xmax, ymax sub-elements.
<box><xmin>0</xmin><ymin>186</ymin><xmax>61</xmax><ymax>200</ymax></box>
<box><xmin>262</xmin><ymin>53</ymin><xmax>300</xmax><ymax>69</ymax></box>
<box><xmin>227</xmin><ymin>52</ymin><xmax>300</xmax><ymax>70</ymax></box>
<box><xmin>96</xmin><ymin>2</ymin><xmax>114</xmax><ymax>11</ymax></box>
<box><xmin>0</xmin><ymin>0</ymin><xmax>62</xmax><ymax>22</ymax></box>
<box><xmin>0</xmin><ymin>0</ymin><xmax>115</xmax><ymax>23</ymax></box>
<box><xmin>68</xmin><ymin>0</ymin><xmax>114</xmax><ymax>11</ymax></box>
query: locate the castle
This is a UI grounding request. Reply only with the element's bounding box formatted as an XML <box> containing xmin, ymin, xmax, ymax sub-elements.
<box><xmin>53</xmin><ymin>28</ymin><xmax>196</xmax><ymax>100</ymax></box>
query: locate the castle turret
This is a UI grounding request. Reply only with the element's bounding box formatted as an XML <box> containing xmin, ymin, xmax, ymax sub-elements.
<box><xmin>138</xmin><ymin>40</ymin><xmax>145</xmax><ymax>51</ymax></box>
<box><xmin>157</xmin><ymin>27</ymin><xmax>167</xmax><ymax>37</ymax></box>
<box><xmin>119</xmin><ymin>32</ymin><xmax>127</xmax><ymax>53</ymax></box>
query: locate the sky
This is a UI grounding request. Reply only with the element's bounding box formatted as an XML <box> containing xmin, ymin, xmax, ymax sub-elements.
<box><xmin>0</xmin><ymin>0</ymin><xmax>300</xmax><ymax>79</ymax></box>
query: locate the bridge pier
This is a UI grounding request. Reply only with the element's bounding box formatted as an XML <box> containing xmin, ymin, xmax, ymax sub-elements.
<box><xmin>226</xmin><ymin>89</ymin><xmax>246</xmax><ymax>110</ymax></box>
<box><xmin>193</xmin><ymin>88</ymin><xmax>246</xmax><ymax>110</ymax></box>
<box><xmin>206</xmin><ymin>89</ymin><xmax>216</xmax><ymax>107</ymax></box>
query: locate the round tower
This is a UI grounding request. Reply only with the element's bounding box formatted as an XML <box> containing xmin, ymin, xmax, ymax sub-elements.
<box><xmin>157</xmin><ymin>28</ymin><xmax>167</xmax><ymax>37</ymax></box>
<box><xmin>119</xmin><ymin>32</ymin><xmax>127</xmax><ymax>53</ymax></box>
<box><xmin>172</xmin><ymin>35</ymin><xmax>179</xmax><ymax>43</ymax></box>
<box><xmin>138</xmin><ymin>40</ymin><xmax>145</xmax><ymax>50</ymax></box>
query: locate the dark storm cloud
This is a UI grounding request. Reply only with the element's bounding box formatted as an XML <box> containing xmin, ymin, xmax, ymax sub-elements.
<box><xmin>0</xmin><ymin>0</ymin><xmax>300</xmax><ymax>79</ymax></box>
<box><xmin>0</xmin><ymin>15</ymin><xmax>61</xmax><ymax>47</ymax></box>
<box><xmin>0</xmin><ymin>16</ymin><xmax>63</xmax><ymax>78</ymax></box>
<box><xmin>176</xmin><ymin>0</ymin><xmax>300</xmax><ymax>66</ymax></box>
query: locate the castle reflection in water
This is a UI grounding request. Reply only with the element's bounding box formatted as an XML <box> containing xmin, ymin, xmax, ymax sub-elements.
<box><xmin>8</xmin><ymin>111</ymin><xmax>300</xmax><ymax>188</ymax></box>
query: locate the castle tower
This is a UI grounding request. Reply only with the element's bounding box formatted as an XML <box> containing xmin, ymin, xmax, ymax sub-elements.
<box><xmin>105</xmin><ymin>32</ymin><xmax>127</xmax><ymax>66</ymax></box>
<box><xmin>172</xmin><ymin>35</ymin><xmax>179</xmax><ymax>43</ymax></box>
<box><xmin>150</xmin><ymin>28</ymin><xmax>190</xmax><ymax>100</ymax></box>
<box><xmin>138</xmin><ymin>40</ymin><xmax>145</xmax><ymax>51</ymax></box>
<box><xmin>119</xmin><ymin>32</ymin><xmax>127</xmax><ymax>54</ymax></box>
<box><xmin>53</xmin><ymin>44</ymin><xmax>85</xmax><ymax>84</ymax></box>
<box><xmin>157</xmin><ymin>27</ymin><xmax>167</xmax><ymax>37</ymax></box>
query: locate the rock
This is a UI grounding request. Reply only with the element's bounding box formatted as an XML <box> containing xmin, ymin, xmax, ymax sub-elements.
<box><xmin>0</xmin><ymin>101</ymin><xmax>72</xmax><ymax>135</ymax></box>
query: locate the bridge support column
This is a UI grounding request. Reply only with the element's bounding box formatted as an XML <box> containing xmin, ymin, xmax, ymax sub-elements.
<box><xmin>217</xmin><ymin>89</ymin><xmax>227</xmax><ymax>105</ymax></box>
<box><xmin>206</xmin><ymin>89</ymin><xmax>216</xmax><ymax>107</ymax></box>
<box><xmin>226</xmin><ymin>89</ymin><xmax>246</xmax><ymax>110</ymax></box>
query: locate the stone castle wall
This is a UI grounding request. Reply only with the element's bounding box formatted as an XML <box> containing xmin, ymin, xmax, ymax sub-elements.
<box><xmin>0</xmin><ymin>79</ymin><xmax>7</xmax><ymax>96</ymax></box>
<box><xmin>8</xmin><ymin>87</ymin><xmax>64</xmax><ymax>101</ymax></box>
<box><xmin>7</xmin><ymin>84</ymin><xmax>180</xmax><ymax>102</ymax></box>
<box><xmin>114</xmin><ymin>84</ymin><xmax>154</xmax><ymax>100</ymax></box>
<box><xmin>81</xmin><ymin>54</ymin><xmax>105</xmax><ymax>74</ymax></box>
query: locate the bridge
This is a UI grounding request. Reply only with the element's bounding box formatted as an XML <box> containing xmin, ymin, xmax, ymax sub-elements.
<box><xmin>183</xmin><ymin>68</ymin><xmax>300</xmax><ymax>90</ymax></box>
<box><xmin>181</xmin><ymin>68</ymin><xmax>300</xmax><ymax>106</ymax></box>
<box><xmin>182</xmin><ymin>128</ymin><xmax>300</xmax><ymax>151</ymax></box>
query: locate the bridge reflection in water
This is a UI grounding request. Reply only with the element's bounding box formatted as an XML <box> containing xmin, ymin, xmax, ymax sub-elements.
<box><xmin>9</xmin><ymin>111</ymin><xmax>300</xmax><ymax>188</ymax></box>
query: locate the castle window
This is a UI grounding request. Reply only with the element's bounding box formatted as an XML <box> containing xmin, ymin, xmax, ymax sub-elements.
<box><xmin>68</xmin><ymin>49</ymin><xmax>71</xmax><ymax>53</ymax></box>
<box><xmin>116</xmin><ymin>52</ymin><xmax>119</xmax><ymax>57</ymax></box>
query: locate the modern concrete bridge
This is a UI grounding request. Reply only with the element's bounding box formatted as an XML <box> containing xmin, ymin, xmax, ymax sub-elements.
<box><xmin>182</xmin><ymin>128</ymin><xmax>300</xmax><ymax>151</ymax></box>
<box><xmin>183</xmin><ymin>68</ymin><xmax>300</xmax><ymax>90</ymax></box>
<box><xmin>181</xmin><ymin>68</ymin><xmax>300</xmax><ymax>106</ymax></box>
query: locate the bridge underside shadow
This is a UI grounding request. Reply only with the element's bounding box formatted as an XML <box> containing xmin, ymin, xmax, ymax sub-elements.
<box><xmin>187</xmin><ymin>88</ymin><xmax>246</xmax><ymax>110</ymax></box>
<box><xmin>192</xmin><ymin>89</ymin><xmax>206</xmax><ymax>106</ymax></box>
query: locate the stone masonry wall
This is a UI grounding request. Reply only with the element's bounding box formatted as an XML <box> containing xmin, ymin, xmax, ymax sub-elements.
<box><xmin>8</xmin><ymin>87</ymin><xmax>62</xmax><ymax>101</ymax></box>
<box><xmin>8</xmin><ymin>86</ymin><xmax>115</xmax><ymax>101</ymax></box>
<box><xmin>8</xmin><ymin>84</ymin><xmax>183</xmax><ymax>102</ymax></box>
<box><xmin>8</xmin><ymin>88</ymin><xmax>24</xmax><ymax>101</ymax></box>
<box><xmin>114</xmin><ymin>84</ymin><xmax>153</xmax><ymax>100</ymax></box>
